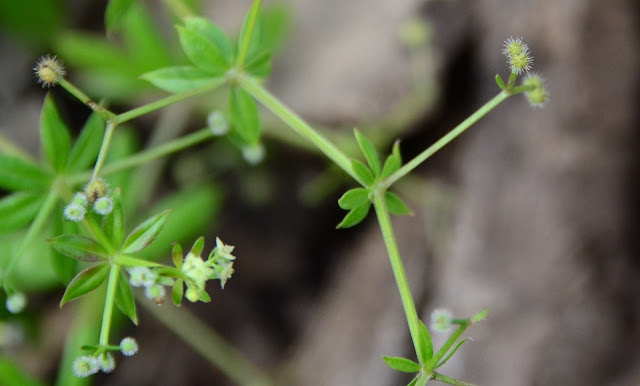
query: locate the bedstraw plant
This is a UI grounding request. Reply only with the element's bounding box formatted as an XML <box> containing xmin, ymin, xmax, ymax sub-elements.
<box><xmin>0</xmin><ymin>0</ymin><xmax>548</xmax><ymax>384</ymax></box>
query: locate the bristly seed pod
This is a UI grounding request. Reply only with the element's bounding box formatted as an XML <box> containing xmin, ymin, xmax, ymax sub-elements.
<box><xmin>34</xmin><ymin>55</ymin><xmax>65</xmax><ymax>88</ymax></box>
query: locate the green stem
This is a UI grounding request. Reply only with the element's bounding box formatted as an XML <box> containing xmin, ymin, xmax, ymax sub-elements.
<box><xmin>430</xmin><ymin>321</ymin><xmax>470</xmax><ymax>367</ymax></box>
<box><xmin>98</xmin><ymin>264</ymin><xmax>120</xmax><ymax>346</ymax></box>
<box><xmin>372</xmin><ymin>190</ymin><xmax>421</xmax><ymax>356</ymax></box>
<box><xmin>3</xmin><ymin>189</ymin><xmax>58</xmax><ymax>291</ymax></box>
<box><xmin>383</xmin><ymin>91</ymin><xmax>510</xmax><ymax>188</ymax></box>
<box><xmin>235</xmin><ymin>72</ymin><xmax>360</xmax><ymax>184</ymax></box>
<box><xmin>236</xmin><ymin>0</ymin><xmax>262</xmax><ymax>68</ymax></box>
<box><xmin>92</xmin><ymin>121</ymin><xmax>116</xmax><ymax>180</ymax></box>
<box><xmin>58</xmin><ymin>79</ymin><xmax>115</xmax><ymax>121</ymax></box>
<box><xmin>137</xmin><ymin>293</ymin><xmax>274</xmax><ymax>386</ymax></box>
<box><xmin>67</xmin><ymin>128</ymin><xmax>213</xmax><ymax>185</ymax></box>
<box><xmin>114</xmin><ymin>78</ymin><xmax>227</xmax><ymax>125</ymax></box>
<box><xmin>432</xmin><ymin>372</ymin><xmax>477</xmax><ymax>386</ymax></box>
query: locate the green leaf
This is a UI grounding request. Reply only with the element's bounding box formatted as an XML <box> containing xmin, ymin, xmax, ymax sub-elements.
<box><xmin>171</xmin><ymin>278</ymin><xmax>184</xmax><ymax>306</ymax></box>
<box><xmin>237</xmin><ymin>0</ymin><xmax>263</xmax><ymax>66</ymax></box>
<box><xmin>354</xmin><ymin>129</ymin><xmax>381</xmax><ymax>178</ymax></box>
<box><xmin>0</xmin><ymin>192</ymin><xmax>45</xmax><ymax>233</ymax></box>
<box><xmin>60</xmin><ymin>264</ymin><xmax>110</xmax><ymax>306</ymax></box>
<box><xmin>115</xmin><ymin>271</ymin><xmax>138</xmax><ymax>325</ymax></box>
<box><xmin>141</xmin><ymin>65</ymin><xmax>221</xmax><ymax>93</ymax></box>
<box><xmin>407</xmin><ymin>377</ymin><xmax>418</xmax><ymax>386</ymax></box>
<box><xmin>40</xmin><ymin>94</ymin><xmax>72</xmax><ymax>172</ymax></box>
<box><xmin>0</xmin><ymin>357</ymin><xmax>45</xmax><ymax>386</ymax></box>
<box><xmin>49</xmin><ymin>235</ymin><xmax>110</xmax><ymax>262</ymax></box>
<box><xmin>51</xmin><ymin>205</ymin><xmax>78</xmax><ymax>284</ymax></box>
<box><xmin>435</xmin><ymin>337</ymin><xmax>471</xmax><ymax>369</ymax></box>
<box><xmin>184</xmin><ymin>17</ymin><xmax>234</xmax><ymax>65</ymax></box>
<box><xmin>67</xmin><ymin>112</ymin><xmax>105</xmax><ymax>172</ymax></box>
<box><xmin>121</xmin><ymin>210</ymin><xmax>171</xmax><ymax>254</ymax></box>
<box><xmin>381</xmin><ymin>140</ymin><xmax>402</xmax><ymax>179</ymax></box>
<box><xmin>0</xmin><ymin>155</ymin><xmax>51</xmax><ymax>191</ymax></box>
<box><xmin>382</xmin><ymin>356</ymin><xmax>421</xmax><ymax>373</ymax></box>
<box><xmin>120</xmin><ymin>2</ymin><xmax>172</xmax><ymax>71</ymax></box>
<box><xmin>385</xmin><ymin>191</ymin><xmax>411</xmax><ymax>215</ymax></box>
<box><xmin>415</xmin><ymin>374</ymin><xmax>428</xmax><ymax>386</ymax></box>
<box><xmin>172</xmin><ymin>243</ymin><xmax>183</xmax><ymax>269</ymax></box>
<box><xmin>471</xmin><ymin>308</ymin><xmax>488</xmax><ymax>323</ymax></box>
<box><xmin>245</xmin><ymin>50</ymin><xmax>271</xmax><ymax>78</ymax></box>
<box><xmin>417</xmin><ymin>320</ymin><xmax>434</xmax><ymax>364</ymax></box>
<box><xmin>103</xmin><ymin>187</ymin><xmax>124</xmax><ymax>248</ymax></box>
<box><xmin>261</xmin><ymin>4</ymin><xmax>292</xmax><ymax>54</ymax></box>
<box><xmin>189</xmin><ymin>236</ymin><xmax>205</xmax><ymax>257</ymax></box>
<box><xmin>351</xmin><ymin>159</ymin><xmax>375</xmax><ymax>187</ymax></box>
<box><xmin>105</xmin><ymin>0</ymin><xmax>135</xmax><ymax>35</ymax></box>
<box><xmin>495</xmin><ymin>74</ymin><xmax>506</xmax><ymax>90</ymax></box>
<box><xmin>336</xmin><ymin>202</ymin><xmax>370</xmax><ymax>229</ymax></box>
<box><xmin>338</xmin><ymin>188</ymin><xmax>370</xmax><ymax>210</ymax></box>
<box><xmin>177</xmin><ymin>24</ymin><xmax>229</xmax><ymax>75</ymax></box>
<box><xmin>229</xmin><ymin>86</ymin><xmax>261</xmax><ymax>145</ymax></box>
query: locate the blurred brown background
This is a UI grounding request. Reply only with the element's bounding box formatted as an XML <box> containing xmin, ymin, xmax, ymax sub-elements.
<box><xmin>1</xmin><ymin>0</ymin><xmax>639</xmax><ymax>385</ymax></box>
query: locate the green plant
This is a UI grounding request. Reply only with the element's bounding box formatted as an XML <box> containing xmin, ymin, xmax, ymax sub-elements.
<box><xmin>0</xmin><ymin>1</ymin><xmax>547</xmax><ymax>384</ymax></box>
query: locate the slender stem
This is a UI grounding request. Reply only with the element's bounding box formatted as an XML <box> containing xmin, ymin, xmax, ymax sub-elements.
<box><xmin>58</xmin><ymin>79</ymin><xmax>115</xmax><ymax>121</ymax></box>
<box><xmin>98</xmin><ymin>264</ymin><xmax>120</xmax><ymax>346</ymax></box>
<box><xmin>3</xmin><ymin>189</ymin><xmax>58</xmax><ymax>291</ymax></box>
<box><xmin>430</xmin><ymin>321</ymin><xmax>470</xmax><ymax>367</ymax></box>
<box><xmin>114</xmin><ymin>78</ymin><xmax>227</xmax><ymax>125</ymax></box>
<box><xmin>92</xmin><ymin>121</ymin><xmax>117</xmax><ymax>180</ymax></box>
<box><xmin>372</xmin><ymin>190</ymin><xmax>421</xmax><ymax>356</ymax></box>
<box><xmin>432</xmin><ymin>372</ymin><xmax>477</xmax><ymax>386</ymax></box>
<box><xmin>67</xmin><ymin>128</ymin><xmax>213</xmax><ymax>185</ymax></box>
<box><xmin>235</xmin><ymin>72</ymin><xmax>361</xmax><ymax>184</ymax></box>
<box><xmin>383</xmin><ymin>91</ymin><xmax>510</xmax><ymax>188</ymax></box>
<box><xmin>137</xmin><ymin>293</ymin><xmax>274</xmax><ymax>386</ymax></box>
<box><xmin>236</xmin><ymin>0</ymin><xmax>262</xmax><ymax>68</ymax></box>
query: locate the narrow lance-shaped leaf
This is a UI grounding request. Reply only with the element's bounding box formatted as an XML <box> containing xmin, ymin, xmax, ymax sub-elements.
<box><xmin>351</xmin><ymin>159</ymin><xmax>375</xmax><ymax>187</ymax></box>
<box><xmin>354</xmin><ymin>129</ymin><xmax>381</xmax><ymax>178</ymax></box>
<box><xmin>115</xmin><ymin>271</ymin><xmax>138</xmax><ymax>325</ymax></box>
<box><xmin>102</xmin><ymin>187</ymin><xmax>124</xmax><ymax>248</ymax></box>
<box><xmin>385</xmin><ymin>191</ymin><xmax>411</xmax><ymax>216</ymax></box>
<box><xmin>184</xmin><ymin>17</ymin><xmax>234</xmax><ymax>65</ymax></box>
<box><xmin>336</xmin><ymin>202</ymin><xmax>370</xmax><ymax>229</ymax></box>
<box><xmin>105</xmin><ymin>0</ymin><xmax>135</xmax><ymax>35</ymax></box>
<box><xmin>67</xmin><ymin>111</ymin><xmax>105</xmax><ymax>172</ymax></box>
<box><xmin>50</xmin><ymin>204</ymin><xmax>78</xmax><ymax>284</ymax></box>
<box><xmin>237</xmin><ymin>0</ymin><xmax>263</xmax><ymax>66</ymax></box>
<box><xmin>140</xmin><ymin>65</ymin><xmax>221</xmax><ymax>93</ymax></box>
<box><xmin>417</xmin><ymin>320</ymin><xmax>434</xmax><ymax>364</ymax></box>
<box><xmin>172</xmin><ymin>278</ymin><xmax>184</xmax><ymax>307</ymax></box>
<box><xmin>177</xmin><ymin>24</ymin><xmax>229</xmax><ymax>75</ymax></box>
<box><xmin>338</xmin><ymin>188</ymin><xmax>370</xmax><ymax>210</ymax></box>
<box><xmin>245</xmin><ymin>50</ymin><xmax>271</xmax><ymax>78</ymax></box>
<box><xmin>40</xmin><ymin>93</ymin><xmax>72</xmax><ymax>172</ymax></box>
<box><xmin>172</xmin><ymin>242</ymin><xmax>183</xmax><ymax>269</ymax></box>
<box><xmin>0</xmin><ymin>155</ymin><xmax>51</xmax><ymax>191</ymax></box>
<box><xmin>49</xmin><ymin>234</ymin><xmax>110</xmax><ymax>262</ymax></box>
<box><xmin>60</xmin><ymin>263</ymin><xmax>110</xmax><ymax>306</ymax></box>
<box><xmin>229</xmin><ymin>86</ymin><xmax>261</xmax><ymax>145</ymax></box>
<box><xmin>0</xmin><ymin>192</ymin><xmax>45</xmax><ymax>233</ymax></box>
<box><xmin>382</xmin><ymin>356</ymin><xmax>421</xmax><ymax>373</ymax></box>
<box><xmin>121</xmin><ymin>210</ymin><xmax>171</xmax><ymax>254</ymax></box>
<box><xmin>381</xmin><ymin>140</ymin><xmax>402</xmax><ymax>179</ymax></box>
<box><xmin>189</xmin><ymin>236</ymin><xmax>205</xmax><ymax>257</ymax></box>
<box><xmin>435</xmin><ymin>337</ymin><xmax>472</xmax><ymax>369</ymax></box>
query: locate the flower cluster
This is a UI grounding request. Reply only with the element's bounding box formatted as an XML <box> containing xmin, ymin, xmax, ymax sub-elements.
<box><xmin>72</xmin><ymin>337</ymin><xmax>138</xmax><ymax>377</ymax></box>
<box><xmin>64</xmin><ymin>178</ymin><xmax>113</xmax><ymax>222</ymax></box>
<box><xmin>182</xmin><ymin>237</ymin><xmax>235</xmax><ymax>302</ymax></box>
<box><xmin>501</xmin><ymin>36</ymin><xmax>549</xmax><ymax>108</ymax></box>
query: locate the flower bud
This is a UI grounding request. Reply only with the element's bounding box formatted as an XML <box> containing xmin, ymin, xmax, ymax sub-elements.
<box><xmin>522</xmin><ymin>73</ymin><xmax>549</xmax><ymax>108</ymax></box>
<box><xmin>93</xmin><ymin>196</ymin><xmax>113</xmax><ymax>215</ymax></box>
<box><xmin>99</xmin><ymin>353</ymin><xmax>116</xmax><ymax>373</ymax></box>
<box><xmin>5</xmin><ymin>292</ymin><xmax>27</xmax><ymax>314</ymax></box>
<box><xmin>430</xmin><ymin>308</ymin><xmax>453</xmax><ymax>333</ymax></box>
<box><xmin>242</xmin><ymin>143</ymin><xmax>266</xmax><ymax>165</ymax></box>
<box><xmin>84</xmin><ymin>178</ymin><xmax>109</xmax><ymax>204</ymax></box>
<box><xmin>120</xmin><ymin>337</ymin><xmax>139</xmax><ymax>356</ymax></box>
<box><xmin>64</xmin><ymin>203</ymin><xmax>86</xmax><ymax>222</ymax></box>
<box><xmin>207</xmin><ymin>110</ymin><xmax>229</xmax><ymax>136</ymax></box>
<box><xmin>72</xmin><ymin>355</ymin><xmax>100</xmax><ymax>377</ymax></box>
<box><xmin>34</xmin><ymin>55</ymin><xmax>65</xmax><ymax>88</ymax></box>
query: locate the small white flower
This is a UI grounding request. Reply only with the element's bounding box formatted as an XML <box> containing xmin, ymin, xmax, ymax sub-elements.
<box><xmin>120</xmin><ymin>337</ymin><xmax>139</xmax><ymax>356</ymax></box>
<box><xmin>214</xmin><ymin>237</ymin><xmax>235</xmax><ymax>261</ymax></box>
<box><xmin>64</xmin><ymin>203</ymin><xmax>86</xmax><ymax>222</ymax></box>
<box><xmin>72</xmin><ymin>355</ymin><xmax>100</xmax><ymax>377</ymax></box>
<box><xmin>93</xmin><ymin>196</ymin><xmax>113</xmax><ymax>215</ymax></box>
<box><xmin>98</xmin><ymin>353</ymin><xmax>116</xmax><ymax>373</ymax></box>
<box><xmin>217</xmin><ymin>262</ymin><xmax>234</xmax><ymax>289</ymax></box>
<box><xmin>182</xmin><ymin>252</ymin><xmax>214</xmax><ymax>290</ymax></box>
<box><xmin>5</xmin><ymin>292</ymin><xmax>27</xmax><ymax>314</ymax></box>
<box><xmin>144</xmin><ymin>283</ymin><xmax>166</xmax><ymax>301</ymax></box>
<box><xmin>431</xmin><ymin>308</ymin><xmax>453</xmax><ymax>334</ymax></box>
<box><xmin>128</xmin><ymin>267</ymin><xmax>156</xmax><ymax>288</ymax></box>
